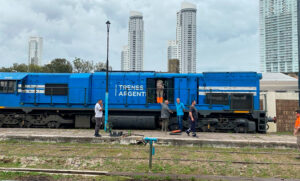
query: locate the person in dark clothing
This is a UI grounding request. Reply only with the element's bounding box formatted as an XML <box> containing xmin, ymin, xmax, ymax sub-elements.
<box><xmin>186</xmin><ymin>100</ymin><xmax>198</xmax><ymax>137</ymax></box>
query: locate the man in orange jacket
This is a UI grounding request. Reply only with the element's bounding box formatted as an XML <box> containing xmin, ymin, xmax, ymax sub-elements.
<box><xmin>294</xmin><ymin>110</ymin><xmax>300</xmax><ymax>159</ymax></box>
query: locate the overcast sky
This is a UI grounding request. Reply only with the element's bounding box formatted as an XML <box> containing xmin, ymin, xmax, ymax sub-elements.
<box><xmin>0</xmin><ymin>0</ymin><xmax>259</xmax><ymax>72</ymax></box>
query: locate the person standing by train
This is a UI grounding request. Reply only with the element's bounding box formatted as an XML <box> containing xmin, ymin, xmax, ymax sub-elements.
<box><xmin>294</xmin><ymin>110</ymin><xmax>300</xmax><ymax>159</ymax></box>
<box><xmin>161</xmin><ymin>100</ymin><xmax>173</xmax><ymax>133</ymax></box>
<box><xmin>156</xmin><ymin>80</ymin><xmax>164</xmax><ymax>103</ymax></box>
<box><xmin>176</xmin><ymin>98</ymin><xmax>185</xmax><ymax>132</ymax></box>
<box><xmin>186</xmin><ymin>100</ymin><xmax>198</xmax><ymax>137</ymax></box>
<box><xmin>94</xmin><ymin>99</ymin><xmax>103</xmax><ymax>137</ymax></box>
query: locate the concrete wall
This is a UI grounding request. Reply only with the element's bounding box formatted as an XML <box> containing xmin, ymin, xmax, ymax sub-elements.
<box><xmin>260</xmin><ymin>92</ymin><xmax>298</xmax><ymax>132</ymax></box>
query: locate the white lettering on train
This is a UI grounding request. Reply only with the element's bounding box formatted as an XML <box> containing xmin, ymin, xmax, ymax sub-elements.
<box><xmin>116</xmin><ymin>84</ymin><xmax>146</xmax><ymax>97</ymax></box>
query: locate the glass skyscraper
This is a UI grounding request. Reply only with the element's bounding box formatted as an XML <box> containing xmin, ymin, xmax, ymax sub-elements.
<box><xmin>128</xmin><ymin>11</ymin><xmax>144</xmax><ymax>71</ymax></box>
<box><xmin>168</xmin><ymin>2</ymin><xmax>197</xmax><ymax>73</ymax></box>
<box><xmin>28</xmin><ymin>37</ymin><xmax>43</xmax><ymax>65</ymax></box>
<box><xmin>260</xmin><ymin>0</ymin><xmax>298</xmax><ymax>73</ymax></box>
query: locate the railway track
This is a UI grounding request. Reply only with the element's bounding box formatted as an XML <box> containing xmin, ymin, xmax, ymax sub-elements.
<box><xmin>0</xmin><ymin>167</ymin><xmax>298</xmax><ymax>181</ymax></box>
<box><xmin>1</xmin><ymin>143</ymin><xmax>298</xmax><ymax>156</ymax></box>
<box><xmin>1</xmin><ymin>152</ymin><xmax>300</xmax><ymax>166</ymax></box>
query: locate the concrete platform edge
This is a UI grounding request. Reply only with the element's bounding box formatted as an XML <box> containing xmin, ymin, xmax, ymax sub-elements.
<box><xmin>0</xmin><ymin>134</ymin><xmax>297</xmax><ymax>149</ymax></box>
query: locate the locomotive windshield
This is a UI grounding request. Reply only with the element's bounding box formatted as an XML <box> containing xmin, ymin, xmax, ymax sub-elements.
<box><xmin>0</xmin><ymin>80</ymin><xmax>16</xmax><ymax>94</ymax></box>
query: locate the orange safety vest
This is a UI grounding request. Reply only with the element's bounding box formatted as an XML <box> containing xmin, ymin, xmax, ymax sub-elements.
<box><xmin>295</xmin><ymin>117</ymin><xmax>300</xmax><ymax>129</ymax></box>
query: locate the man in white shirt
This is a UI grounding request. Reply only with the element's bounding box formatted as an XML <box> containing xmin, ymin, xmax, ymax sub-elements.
<box><xmin>94</xmin><ymin>99</ymin><xmax>103</xmax><ymax>137</ymax></box>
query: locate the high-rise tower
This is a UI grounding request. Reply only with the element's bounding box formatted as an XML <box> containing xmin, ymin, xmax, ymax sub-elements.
<box><xmin>167</xmin><ymin>40</ymin><xmax>178</xmax><ymax>60</ymax></box>
<box><xmin>28</xmin><ymin>37</ymin><xmax>43</xmax><ymax>65</ymax></box>
<box><xmin>260</xmin><ymin>0</ymin><xmax>298</xmax><ymax>73</ymax></box>
<box><xmin>128</xmin><ymin>11</ymin><xmax>144</xmax><ymax>71</ymax></box>
<box><xmin>176</xmin><ymin>2</ymin><xmax>197</xmax><ymax>73</ymax></box>
<box><xmin>121</xmin><ymin>45</ymin><xmax>129</xmax><ymax>71</ymax></box>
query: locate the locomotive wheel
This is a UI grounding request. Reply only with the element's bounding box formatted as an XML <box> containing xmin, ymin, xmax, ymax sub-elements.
<box><xmin>201</xmin><ymin>125</ymin><xmax>209</xmax><ymax>132</ymax></box>
<box><xmin>182</xmin><ymin>120</ymin><xmax>189</xmax><ymax>130</ymax></box>
<box><xmin>18</xmin><ymin>120</ymin><xmax>24</xmax><ymax>128</ymax></box>
<box><xmin>47</xmin><ymin>121</ymin><xmax>60</xmax><ymax>129</ymax></box>
<box><xmin>234</xmin><ymin>126</ymin><xmax>246</xmax><ymax>133</ymax></box>
<box><xmin>208</xmin><ymin>125</ymin><xmax>216</xmax><ymax>132</ymax></box>
<box><xmin>168</xmin><ymin>123</ymin><xmax>179</xmax><ymax>131</ymax></box>
<box><xmin>23</xmin><ymin>121</ymin><xmax>31</xmax><ymax>128</ymax></box>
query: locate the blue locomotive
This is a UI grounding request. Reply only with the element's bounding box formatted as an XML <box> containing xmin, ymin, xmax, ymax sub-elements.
<box><xmin>0</xmin><ymin>71</ymin><xmax>267</xmax><ymax>133</ymax></box>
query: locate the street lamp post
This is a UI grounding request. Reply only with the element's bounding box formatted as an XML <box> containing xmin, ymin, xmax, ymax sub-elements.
<box><xmin>104</xmin><ymin>20</ymin><xmax>110</xmax><ymax>132</ymax></box>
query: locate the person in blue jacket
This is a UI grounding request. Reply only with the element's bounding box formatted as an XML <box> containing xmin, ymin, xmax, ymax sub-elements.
<box><xmin>175</xmin><ymin>98</ymin><xmax>186</xmax><ymax>131</ymax></box>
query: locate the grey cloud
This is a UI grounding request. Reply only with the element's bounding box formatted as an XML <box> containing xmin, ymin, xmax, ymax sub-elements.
<box><xmin>0</xmin><ymin>0</ymin><xmax>259</xmax><ymax>73</ymax></box>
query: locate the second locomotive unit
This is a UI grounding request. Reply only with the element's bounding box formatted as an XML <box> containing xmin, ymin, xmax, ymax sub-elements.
<box><xmin>0</xmin><ymin>71</ymin><xmax>267</xmax><ymax>133</ymax></box>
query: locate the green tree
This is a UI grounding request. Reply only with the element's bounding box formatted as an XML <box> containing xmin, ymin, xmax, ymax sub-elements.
<box><xmin>0</xmin><ymin>67</ymin><xmax>13</xmax><ymax>72</ymax></box>
<box><xmin>43</xmin><ymin>58</ymin><xmax>73</xmax><ymax>73</ymax></box>
<box><xmin>94</xmin><ymin>62</ymin><xmax>112</xmax><ymax>72</ymax></box>
<box><xmin>28</xmin><ymin>64</ymin><xmax>43</xmax><ymax>72</ymax></box>
<box><xmin>12</xmin><ymin>63</ymin><xmax>28</xmax><ymax>72</ymax></box>
<box><xmin>73</xmin><ymin>58</ymin><xmax>94</xmax><ymax>73</ymax></box>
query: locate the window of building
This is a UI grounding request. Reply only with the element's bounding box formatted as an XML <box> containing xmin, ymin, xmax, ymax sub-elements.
<box><xmin>0</xmin><ymin>80</ymin><xmax>16</xmax><ymax>93</ymax></box>
<box><xmin>45</xmin><ymin>84</ymin><xmax>68</xmax><ymax>96</ymax></box>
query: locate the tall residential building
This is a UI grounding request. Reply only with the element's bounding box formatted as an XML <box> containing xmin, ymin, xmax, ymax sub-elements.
<box><xmin>121</xmin><ymin>46</ymin><xmax>129</xmax><ymax>71</ymax></box>
<box><xmin>176</xmin><ymin>11</ymin><xmax>182</xmax><ymax>71</ymax></box>
<box><xmin>28</xmin><ymin>37</ymin><xmax>43</xmax><ymax>65</ymax></box>
<box><xmin>167</xmin><ymin>40</ymin><xmax>178</xmax><ymax>60</ymax></box>
<box><xmin>128</xmin><ymin>11</ymin><xmax>144</xmax><ymax>71</ymax></box>
<box><xmin>260</xmin><ymin>0</ymin><xmax>298</xmax><ymax>73</ymax></box>
<box><xmin>177</xmin><ymin>2</ymin><xmax>197</xmax><ymax>73</ymax></box>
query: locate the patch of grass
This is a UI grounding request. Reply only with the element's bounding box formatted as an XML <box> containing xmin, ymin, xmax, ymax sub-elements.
<box><xmin>0</xmin><ymin>140</ymin><xmax>300</xmax><ymax>179</ymax></box>
<box><xmin>0</xmin><ymin>171</ymin><xmax>133</xmax><ymax>181</ymax></box>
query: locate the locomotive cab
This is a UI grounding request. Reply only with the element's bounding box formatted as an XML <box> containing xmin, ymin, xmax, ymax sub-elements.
<box><xmin>146</xmin><ymin>78</ymin><xmax>174</xmax><ymax>104</ymax></box>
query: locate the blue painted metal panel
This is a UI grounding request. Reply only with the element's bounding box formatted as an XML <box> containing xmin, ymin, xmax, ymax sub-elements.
<box><xmin>0</xmin><ymin>72</ymin><xmax>262</xmax><ymax>112</ymax></box>
<box><xmin>21</xmin><ymin>74</ymin><xmax>70</xmax><ymax>104</ymax></box>
<box><xmin>174</xmin><ymin>78</ymin><xmax>188</xmax><ymax>105</ymax></box>
<box><xmin>91</xmin><ymin>72</ymin><xmax>106</xmax><ymax>105</ymax></box>
<box><xmin>69</xmin><ymin>73</ymin><xmax>91</xmax><ymax>105</ymax></box>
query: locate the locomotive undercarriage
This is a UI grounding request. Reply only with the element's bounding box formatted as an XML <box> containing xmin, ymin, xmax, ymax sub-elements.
<box><xmin>0</xmin><ymin>109</ymin><xmax>267</xmax><ymax>133</ymax></box>
<box><xmin>169</xmin><ymin>111</ymin><xmax>267</xmax><ymax>133</ymax></box>
<box><xmin>0</xmin><ymin>110</ymin><xmax>73</xmax><ymax>128</ymax></box>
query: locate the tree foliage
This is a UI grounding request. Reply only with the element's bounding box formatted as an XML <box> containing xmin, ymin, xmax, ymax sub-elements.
<box><xmin>12</xmin><ymin>63</ymin><xmax>28</xmax><ymax>72</ymax></box>
<box><xmin>73</xmin><ymin>58</ymin><xmax>94</xmax><ymax>73</ymax></box>
<box><xmin>0</xmin><ymin>58</ymin><xmax>111</xmax><ymax>73</ymax></box>
<box><xmin>94</xmin><ymin>62</ymin><xmax>112</xmax><ymax>72</ymax></box>
<box><xmin>43</xmin><ymin>58</ymin><xmax>73</xmax><ymax>73</ymax></box>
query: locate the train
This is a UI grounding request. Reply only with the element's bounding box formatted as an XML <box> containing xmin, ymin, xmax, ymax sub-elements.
<box><xmin>0</xmin><ymin>71</ymin><xmax>267</xmax><ymax>133</ymax></box>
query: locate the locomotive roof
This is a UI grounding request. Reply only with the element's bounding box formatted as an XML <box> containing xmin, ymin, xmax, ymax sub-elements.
<box><xmin>0</xmin><ymin>72</ymin><xmax>28</xmax><ymax>80</ymax></box>
<box><xmin>0</xmin><ymin>71</ymin><xmax>261</xmax><ymax>80</ymax></box>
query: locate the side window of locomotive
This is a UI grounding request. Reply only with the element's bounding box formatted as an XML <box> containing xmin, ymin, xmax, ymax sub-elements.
<box><xmin>0</xmin><ymin>81</ymin><xmax>7</xmax><ymax>93</ymax></box>
<box><xmin>205</xmin><ymin>93</ymin><xmax>229</xmax><ymax>105</ymax></box>
<box><xmin>45</xmin><ymin>84</ymin><xmax>68</xmax><ymax>96</ymax></box>
<box><xmin>0</xmin><ymin>80</ymin><xmax>16</xmax><ymax>94</ymax></box>
<box><xmin>146</xmin><ymin>79</ymin><xmax>156</xmax><ymax>103</ymax></box>
<box><xmin>231</xmin><ymin>94</ymin><xmax>253</xmax><ymax>110</ymax></box>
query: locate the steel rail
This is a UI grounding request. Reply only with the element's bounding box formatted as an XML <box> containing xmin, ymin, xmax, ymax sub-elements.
<box><xmin>1</xmin><ymin>154</ymin><xmax>300</xmax><ymax>166</ymax></box>
<box><xmin>0</xmin><ymin>144</ymin><xmax>298</xmax><ymax>155</ymax></box>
